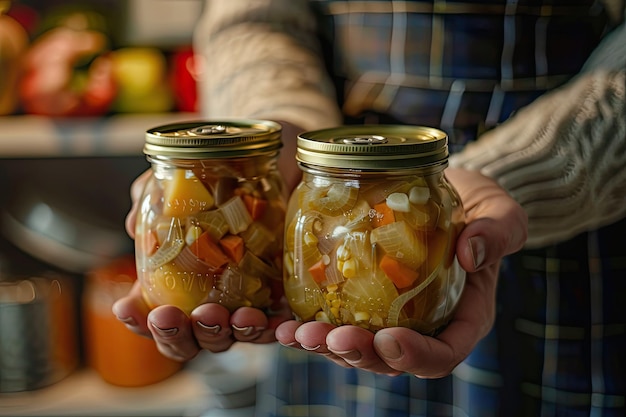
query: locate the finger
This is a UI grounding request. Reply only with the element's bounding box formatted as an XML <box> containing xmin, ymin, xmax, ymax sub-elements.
<box><xmin>275</xmin><ymin>320</ymin><xmax>304</xmax><ymax>347</ymax></box>
<box><xmin>190</xmin><ymin>303</ymin><xmax>235</xmax><ymax>353</ymax></box>
<box><xmin>292</xmin><ymin>321</ymin><xmax>354</xmax><ymax>369</ymax></box>
<box><xmin>372</xmin><ymin>327</ymin><xmax>455</xmax><ymax>378</ymax></box>
<box><xmin>456</xmin><ymin>215</ymin><xmax>526</xmax><ymax>273</ymax></box>
<box><xmin>372</xmin><ymin>305</ymin><xmax>487</xmax><ymax>379</ymax></box>
<box><xmin>230</xmin><ymin>307</ymin><xmax>271</xmax><ymax>343</ymax></box>
<box><xmin>445</xmin><ymin>169</ymin><xmax>527</xmax><ymax>273</ymax></box>
<box><xmin>326</xmin><ymin>326</ymin><xmax>402</xmax><ymax>376</ymax></box>
<box><xmin>148</xmin><ymin>305</ymin><xmax>199</xmax><ymax>362</ymax></box>
<box><xmin>125</xmin><ymin>170</ymin><xmax>151</xmax><ymax>238</ymax></box>
<box><xmin>111</xmin><ymin>281</ymin><xmax>152</xmax><ymax>337</ymax></box>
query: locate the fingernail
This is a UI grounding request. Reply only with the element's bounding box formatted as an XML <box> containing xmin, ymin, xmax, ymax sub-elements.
<box><xmin>116</xmin><ymin>315</ymin><xmax>137</xmax><ymax>327</ymax></box>
<box><xmin>196</xmin><ymin>321</ymin><xmax>221</xmax><ymax>335</ymax></box>
<box><xmin>468</xmin><ymin>236</ymin><xmax>486</xmax><ymax>269</ymax></box>
<box><xmin>301</xmin><ymin>344</ymin><xmax>322</xmax><ymax>351</ymax></box>
<box><xmin>232</xmin><ymin>324</ymin><xmax>265</xmax><ymax>337</ymax></box>
<box><xmin>374</xmin><ymin>333</ymin><xmax>402</xmax><ymax>360</ymax></box>
<box><xmin>150</xmin><ymin>322</ymin><xmax>179</xmax><ymax>337</ymax></box>
<box><xmin>329</xmin><ymin>349</ymin><xmax>361</xmax><ymax>361</ymax></box>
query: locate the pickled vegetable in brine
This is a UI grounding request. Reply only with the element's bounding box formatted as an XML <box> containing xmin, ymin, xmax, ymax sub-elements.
<box><xmin>136</xmin><ymin>167</ymin><xmax>286</xmax><ymax>315</ymax></box>
<box><xmin>283</xmin><ymin>174</ymin><xmax>464</xmax><ymax>335</ymax></box>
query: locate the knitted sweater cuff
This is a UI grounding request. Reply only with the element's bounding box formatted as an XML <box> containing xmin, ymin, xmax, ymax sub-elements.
<box><xmin>449</xmin><ymin>70</ymin><xmax>626</xmax><ymax>248</ymax></box>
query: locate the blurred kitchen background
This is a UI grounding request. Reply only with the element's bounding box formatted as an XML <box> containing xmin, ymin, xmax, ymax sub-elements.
<box><xmin>0</xmin><ymin>1</ymin><xmax>267</xmax><ymax>416</ymax></box>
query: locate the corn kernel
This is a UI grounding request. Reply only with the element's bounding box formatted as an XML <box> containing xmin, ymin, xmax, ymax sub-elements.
<box><xmin>330</xmin><ymin>307</ymin><xmax>340</xmax><ymax>318</ymax></box>
<box><xmin>331</xmin><ymin>299</ymin><xmax>341</xmax><ymax>309</ymax></box>
<box><xmin>342</xmin><ymin>258</ymin><xmax>357</xmax><ymax>278</ymax></box>
<box><xmin>315</xmin><ymin>311</ymin><xmax>330</xmax><ymax>323</ymax></box>
<box><xmin>336</xmin><ymin>243</ymin><xmax>351</xmax><ymax>261</ymax></box>
<box><xmin>185</xmin><ymin>225</ymin><xmax>203</xmax><ymax>246</ymax></box>
<box><xmin>354</xmin><ymin>311</ymin><xmax>370</xmax><ymax>322</ymax></box>
<box><xmin>327</xmin><ymin>283</ymin><xmax>339</xmax><ymax>293</ymax></box>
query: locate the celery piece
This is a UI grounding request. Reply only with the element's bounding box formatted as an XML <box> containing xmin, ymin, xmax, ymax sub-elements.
<box><xmin>396</xmin><ymin>205</ymin><xmax>432</xmax><ymax>230</ymax></box>
<box><xmin>172</xmin><ymin>246</ymin><xmax>216</xmax><ymax>275</ymax></box>
<box><xmin>240</xmin><ymin>221</ymin><xmax>275</xmax><ymax>257</ymax></box>
<box><xmin>238</xmin><ymin>251</ymin><xmax>279</xmax><ymax>281</ymax></box>
<box><xmin>370</xmin><ymin>221</ymin><xmax>427</xmax><ymax>269</ymax></box>
<box><xmin>196</xmin><ymin>210</ymin><xmax>230</xmax><ymax>241</ymax></box>
<box><xmin>310</xmin><ymin>184</ymin><xmax>359</xmax><ymax>216</ymax></box>
<box><xmin>219</xmin><ymin>196</ymin><xmax>253</xmax><ymax>234</ymax></box>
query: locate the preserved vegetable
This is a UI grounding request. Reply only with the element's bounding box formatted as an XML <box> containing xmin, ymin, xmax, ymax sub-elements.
<box><xmin>136</xmin><ymin>120</ymin><xmax>285</xmax><ymax>315</ymax></box>
<box><xmin>284</xmin><ymin>125</ymin><xmax>465</xmax><ymax>335</ymax></box>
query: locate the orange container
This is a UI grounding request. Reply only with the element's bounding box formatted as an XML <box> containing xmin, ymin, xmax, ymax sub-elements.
<box><xmin>82</xmin><ymin>255</ymin><xmax>182</xmax><ymax>387</ymax></box>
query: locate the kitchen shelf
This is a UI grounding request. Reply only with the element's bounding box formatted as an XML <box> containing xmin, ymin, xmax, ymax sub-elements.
<box><xmin>0</xmin><ymin>113</ymin><xmax>198</xmax><ymax>158</ymax></box>
<box><xmin>0</xmin><ymin>367</ymin><xmax>212</xmax><ymax>417</ymax></box>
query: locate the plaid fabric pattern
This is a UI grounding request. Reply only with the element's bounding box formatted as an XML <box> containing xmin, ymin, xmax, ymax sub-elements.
<box><xmin>250</xmin><ymin>1</ymin><xmax>626</xmax><ymax>416</ymax></box>
<box><xmin>256</xmin><ymin>219</ymin><xmax>626</xmax><ymax>417</ymax></box>
<box><xmin>309</xmin><ymin>0</ymin><xmax>607</xmax><ymax>150</ymax></box>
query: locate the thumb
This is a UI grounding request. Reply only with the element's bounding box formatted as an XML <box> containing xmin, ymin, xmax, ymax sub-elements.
<box><xmin>456</xmin><ymin>216</ymin><xmax>527</xmax><ymax>273</ymax></box>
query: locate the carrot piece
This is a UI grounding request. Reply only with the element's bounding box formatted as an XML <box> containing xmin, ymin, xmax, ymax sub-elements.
<box><xmin>243</xmin><ymin>194</ymin><xmax>268</xmax><ymax>221</ymax></box>
<box><xmin>189</xmin><ymin>231</ymin><xmax>229</xmax><ymax>268</ymax></box>
<box><xmin>219</xmin><ymin>234</ymin><xmax>245</xmax><ymax>263</ymax></box>
<box><xmin>372</xmin><ymin>202</ymin><xmax>395</xmax><ymax>227</ymax></box>
<box><xmin>308</xmin><ymin>258</ymin><xmax>327</xmax><ymax>284</ymax></box>
<box><xmin>379</xmin><ymin>254</ymin><xmax>419</xmax><ymax>289</ymax></box>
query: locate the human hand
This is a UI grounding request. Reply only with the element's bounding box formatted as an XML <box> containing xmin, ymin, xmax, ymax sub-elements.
<box><xmin>274</xmin><ymin>168</ymin><xmax>528</xmax><ymax>377</ymax></box>
<box><xmin>113</xmin><ymin>171</ymin><xmax>291</xmax><ymax>361</ymax></box>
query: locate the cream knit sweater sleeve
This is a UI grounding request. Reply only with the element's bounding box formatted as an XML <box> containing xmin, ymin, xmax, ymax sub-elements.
<box><xmin>449</xmin><ymin>18</ymin><xmax>626</xmax><ymax>248</ymax></box>
<box><xmin>192</xmin><ymin>0</ymin><xmax>342</xmax><ymax>131</ymax></box>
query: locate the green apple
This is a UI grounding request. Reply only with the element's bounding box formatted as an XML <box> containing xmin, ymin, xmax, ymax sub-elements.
<box><xmin>110</xmin><ymin>47</ymin><xmax>174</xmax><ymax>113</ymax></box>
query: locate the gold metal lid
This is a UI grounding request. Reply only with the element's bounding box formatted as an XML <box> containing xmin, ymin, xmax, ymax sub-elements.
<box><xmin>144</xmin><ymin>119</ymin><xmax>282</xmax><ymax>159</ymax></box>
<box><xmin>296</xmin><ymin>125</ymin><xmax>448</xmax><ymax>170</ymax></box>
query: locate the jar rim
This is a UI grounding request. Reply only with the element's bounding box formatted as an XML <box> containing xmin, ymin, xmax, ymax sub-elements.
<box><xmin>144</xmin><ymin>119</ymin><xmax>282</xmax><ymax>159</ymax></box>
<box><xmin>296</xmin><ymin>125</ymin><xmax>448</xmax><ymax>170</ymax></box>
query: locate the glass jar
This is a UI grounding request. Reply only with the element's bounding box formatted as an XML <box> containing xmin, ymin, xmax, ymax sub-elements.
<box><xmin>136</xmin><ymin>120</ymin><xmax>286</xmax><ymax>315</ymax></box>
<box><xmin>83</xmin><ymin>255</ymin><xmax>182</xmax><ymax>386</ymax></box>
<box><xmin>283</xmin><ymin>125</ymin><xmax>466</xmax><ymax>335</ymax></box>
